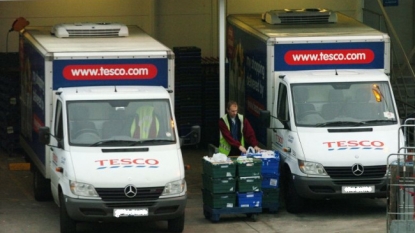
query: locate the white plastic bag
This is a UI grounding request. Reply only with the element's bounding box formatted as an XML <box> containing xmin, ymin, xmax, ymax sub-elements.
<box><xmin>212</xmin><ymin>152</ymin><xmax>228</xmax><ymax>162</ymax></box>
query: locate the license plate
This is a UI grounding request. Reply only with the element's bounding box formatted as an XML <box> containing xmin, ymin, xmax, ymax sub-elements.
<box><xmin>341</xmin><ymin>186</ymin><xmax>375</xmax><ymax>194</ymax></box>
<box><xmin>113</xmin><ymin>208</ymin><xmax>148</xmax><ymax>218</ymax></box>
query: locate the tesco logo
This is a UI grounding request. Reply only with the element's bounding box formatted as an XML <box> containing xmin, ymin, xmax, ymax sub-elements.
<box><xmin>95</xmin><ymin>158</ymin><xmax>159</xmax><ymax>167</ymax></box>
<box><xmin>323</xmin><ymin>140</ymin><xmax>384</xmax><ymax>148</ymax></box>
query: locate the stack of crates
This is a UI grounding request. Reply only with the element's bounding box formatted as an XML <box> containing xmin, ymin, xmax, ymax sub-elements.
<box><xmin>0</xmin><ymin>53</ymin><xmax>21</xmax><ymax>155</ymax></box>
<box><xmin>201</xmin><ymin>57</ymin><xmax>219</xmax><ymax>147</ymax></box>
<box><xmin>202</xmin><ymin>158</ymin><xmax>237</xmax><ymax>209</ymax></box>
<box><xmin>173</xmin><ymin>46</ymin><xmax>202</xmax><ymax>142</ymax></box>
<box><xmin>235</xmin><ymin>158</ymin><xmax>263</xmax><ymax>208</ymax></box>
<box><xmin>256</xmin><ymin>151</ymin><xmax>280</xmax><ymax>212</ymax></box>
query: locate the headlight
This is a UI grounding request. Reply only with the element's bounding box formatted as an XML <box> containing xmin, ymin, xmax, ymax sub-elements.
<box><xmin>162</xmin><ymin>179</ymin><xmax>186</xmax><ymax>196</ymax></box>
<box><xmin>299</xmin><ymin>160</ymin><xmax>328</xmax><ymax>175</ymax></box>
<box><xmin>70</xmin><ymin>180</ymin><xmax>99</xmax><ymax>197</ymax></box>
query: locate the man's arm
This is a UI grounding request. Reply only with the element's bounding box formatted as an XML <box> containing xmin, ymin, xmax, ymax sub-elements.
<box><xmin>219</xmin><ymin>118</ymin><xmax>242</xmax><ymax>148</ymax></box>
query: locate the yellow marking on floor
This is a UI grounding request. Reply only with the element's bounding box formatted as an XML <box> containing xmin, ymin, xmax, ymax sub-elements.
<box><xmin>8</xmin><ymin>163</ymin><xmax>31</xmax><ymax>171</ymax></box>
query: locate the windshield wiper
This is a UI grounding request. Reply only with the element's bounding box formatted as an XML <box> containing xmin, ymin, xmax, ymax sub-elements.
<box><xmin>129</xmin><ymin>139</ymin><xmax>174</xmax><ymax>146</ymax></box>
<box><xmin>90</xmin><ymin>140</ymin><xmax>136</xmax><ymax>147</ymax></box>
<box><xmin>315</xmin><ymin>121</ymin><xmax>363</xmax><ymax>127</ymax></box>
<box><xmin>359</xmin><ymin>119</ymin><xmax>396</xmax><ymax>125</ymax></box>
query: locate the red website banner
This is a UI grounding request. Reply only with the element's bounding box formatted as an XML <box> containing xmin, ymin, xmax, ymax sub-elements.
<box><xmin>284</xmin><ymin>49</ymin><xmax>375</xmax><ymax>65</ymax></box>
<box><xmin>62</xmin><ymin>64</ymin><xmax>158</xmax><ymax>80</ymax></box>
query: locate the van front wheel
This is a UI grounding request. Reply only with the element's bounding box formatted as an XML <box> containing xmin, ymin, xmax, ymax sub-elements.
<box><xmin>168</xmin><ymin>213</ymin><xmax>185</xmax><ymax>233</ymax></box>
<box><xmin>59</xmin><ymin>192</ymin><xmax>77</xmax><ymax>233</ymax></box>
<box><xmin>285</xmin><ymin>172</ymin><xmax>305</xmax><ymax>214</ymax></box>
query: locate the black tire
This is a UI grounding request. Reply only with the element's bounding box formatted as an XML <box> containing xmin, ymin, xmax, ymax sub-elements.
<box><xmin>168</xmin><ymin>213</ymin><xmax>185</xmax><ymax>233</ymax></box>
<box><xmin>33</xmin><ymin>167</ymin><xmax>52</xmax><ymax>201</ymax></box>
<box><xmin>59</xmin><ymin>192</ymin><xmax>77</xmax><ymax>233</ymax></box>
<box><xmin>203</xmin><ymin>210</ymin><xmax>210</xmax><ymax>220</ymax></box>
<box><xmin>284</xmin><ymin>171</ymin><xmax>305</xmax><ymax>214</ymax></box>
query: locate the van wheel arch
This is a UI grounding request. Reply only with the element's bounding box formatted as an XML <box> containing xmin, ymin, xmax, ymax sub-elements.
<box><xmin>282</xmin><ymin>165</ymin><xmax>306</xmax><ymax>214</ymax></box>
<box><xmin>59</xmin><ymin>190</ymin><xmax>77</xmax><ymax>233</ymax></box>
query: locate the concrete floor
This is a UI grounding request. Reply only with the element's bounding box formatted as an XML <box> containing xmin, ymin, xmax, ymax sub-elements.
<box><xmin>0</xmin><ymin>146</ymin><xmax>389</xmax><ymax>233</ymax></box>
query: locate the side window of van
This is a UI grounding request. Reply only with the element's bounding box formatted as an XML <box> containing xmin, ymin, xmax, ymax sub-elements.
<box><xmin>55</xmin><ymin>100</ymin><xmax>64</xmax><ymax>148</ymax></box>
<box><xmin>277</xmin><ymin>83</ymin><xmax>289</xmax><ymax>121</ymax></box>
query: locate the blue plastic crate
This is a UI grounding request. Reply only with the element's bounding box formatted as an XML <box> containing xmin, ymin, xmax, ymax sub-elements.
<box><xmin>261</xmin><ymin>174</ymin><xmax>279</xmax><ymax>189</ymax></box>
<box><xmin>254</xmin><ymin>151</ymin><xmax>280</xmax><ymax>175</ymax></box>
<box><xmin>237</xmin><ymin>191</ymin><xmax>262</xmax><ymax>208</ymax></box>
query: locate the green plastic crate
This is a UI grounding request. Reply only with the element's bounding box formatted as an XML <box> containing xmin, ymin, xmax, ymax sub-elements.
<box><xmin>202</xmin><ymin>174</ymin><xmax>236</xmax><ymax>193</ymax></box>
<box><xmin>235</xmin><ymin>158</ymin><xmax>262</xmax><ymax>177</ymax></box>
<box><xmin>237</xmin><ymin>176</ymin><xmax>262</xmax><ymax>192</ymax></box>
<box><xmin>202</xmin><ymin>189</ymin><xmax>236</xmax><ymax>209</ymax></box>
<box><xmin>262</xmin><ymin>188</ymin><xmax>280</xmax><ymax>204</ymax></box>
<box><xmin>203</xmin><ymin>159</ymin><xmax>236</xmax><ymax>178</ymax></box>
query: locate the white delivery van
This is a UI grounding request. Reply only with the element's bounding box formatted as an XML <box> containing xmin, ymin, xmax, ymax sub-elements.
<box><xmin>226</xmin><ymin>9</ymin><xmax>402</xmax><ymax>213</ymax></box>
<box><xmin>20</xmin><ymin>24</ymin><xmax>199</xmax><ymax>233</ymax></box>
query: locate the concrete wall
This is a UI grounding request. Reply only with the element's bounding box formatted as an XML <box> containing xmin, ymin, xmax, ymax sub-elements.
<box><xmin>363</xmin><ymin>0</ymin><xmax>414</xmax><ymax>65</ymax></box>
<box><xmin>0</xmin><ymin>0</ymin><xmax>365</xmax><ymax>57</ymax></box>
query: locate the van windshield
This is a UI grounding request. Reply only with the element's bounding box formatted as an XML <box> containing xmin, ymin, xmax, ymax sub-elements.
<box><xmin>67</xmin><ymin>99</ymin><xmax>176</xmax><ymax>146</ymax></box>
<box><xmin>291</xmin><ymin>82</ymin><xmax>397</xmax><ymax>127</ymax></box>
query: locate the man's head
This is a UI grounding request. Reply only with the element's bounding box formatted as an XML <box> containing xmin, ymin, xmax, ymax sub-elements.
<box><xmin>226</xmin><ymin>100</ymin><xmax>238</xmax><ymax>118</ymax></box>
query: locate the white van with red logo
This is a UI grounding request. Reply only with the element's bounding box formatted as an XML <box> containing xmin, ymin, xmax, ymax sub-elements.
<box><xmin>20</xmin><ymin>25</ymin><xmax>199</xmax><ymax>233</ymax></box>
<box><xmin>227</xmin><ymin>11</ymin><xmax>402</xmax><ymax>214</ymax></box>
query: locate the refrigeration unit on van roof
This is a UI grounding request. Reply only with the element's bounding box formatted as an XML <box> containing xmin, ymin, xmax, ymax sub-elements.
<box><xmin>263</xmin><ymin>8</ymin><xmax>338</xmax><ymax>24</ymax></box>
<box><xmin>51</xmin><ymin>22</ymin><xmax>129</xmax><ymax>38</ymax></box>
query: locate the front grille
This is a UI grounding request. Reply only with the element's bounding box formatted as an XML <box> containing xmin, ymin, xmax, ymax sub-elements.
<box><xmin>95</xmin><ymin>187</ymin><xmax>164</xmax><ymax>201</ymax></box>
<box><xmin>325</xmin><ymin>165</ymin><xmax>386</xmax><ymax>179</ymax></box>
<box><xmin>106</xmin><ymin>201</ymin><xmax>156</xmax><ymax>208</ymax></box>
<box><xmin>332</xmin><ymin>179</ymin><xmax>383</xmax><ymax>185</ymax></box>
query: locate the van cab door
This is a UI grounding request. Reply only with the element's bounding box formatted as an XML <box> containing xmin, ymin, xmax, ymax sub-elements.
<box><xmin>272</xmin><ymin>81</ymin><xmax>294</xmax><ymax>163</ymax></box>
<box><xmin>49</xmin><ymin>99</ymin><xmax>65</xmax><ymax>203</ymax></box>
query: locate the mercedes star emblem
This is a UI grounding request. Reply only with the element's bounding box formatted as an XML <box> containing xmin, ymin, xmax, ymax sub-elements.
<box><xmin>124</xmin><ymin>184</ymin><xmax>138</xmax><ymax>198</ymax></box>
<box><xmin>351</xmin><ymin>163</ymin><xmax>364</xmax><ymax>176</ymax></box>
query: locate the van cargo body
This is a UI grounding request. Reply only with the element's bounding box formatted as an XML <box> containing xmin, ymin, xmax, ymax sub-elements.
<box><xmin>20</xmin><ymin>26</ymin><xmax>188</xmax><ymax>232</ymax></box>
<box><xmin>226</xmin><ymin>12</ymin><xmax>401</xmax><ymax>213</ymax></box>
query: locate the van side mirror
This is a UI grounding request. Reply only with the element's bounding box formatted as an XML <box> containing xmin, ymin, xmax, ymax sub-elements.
<box><xmin>39</xmin><ymin>127</ymin><xmax>51</xmax><ymax>145</ymax></box>
<box><xmin>259</xmin><ymin>110</ymin><xmax>271</xmax><ymax>128</ymax></box>
<box><xmin>180</xmin><ymin>125</ymin><xmax>201</xmax><ymax>146</ymax></box>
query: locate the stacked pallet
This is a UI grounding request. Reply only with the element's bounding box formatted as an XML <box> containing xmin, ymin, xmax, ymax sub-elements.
<box><xmin>235</xmin><ymin>158</ymin><xmax>263</xmax><ymax>207</ymax></box>
<box><xmin>255</xmin><ymin>151</ymin><xmax>280</xmax><ymax>212</ymax></box>
<box><xmin>173</xmin><ymin>47</ymin><xmax>202</xmax><ymax>143</ymax></box>
<box><xmin>201</xmin><ymin>156</ymin><xmax>263</xmax><ymax>222</ymax></box>
<box><xmin>0</xmin><ymin>53</ymin><xmax>21</xmax><ymax>155</ymax></box>
<box><xmin>202</xmin><ymin>158</ymin><xmax>237</xmax><ymax>209</ymax></box>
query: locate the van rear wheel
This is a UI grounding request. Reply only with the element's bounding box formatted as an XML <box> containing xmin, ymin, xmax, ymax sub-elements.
<box><xmin>33</xmin><ymin>167</ymin><xmax>52</xmax><ymax>201</ymax></box>
<box><xmin>284</xmin><ymin>172</ymin><xmax>305</xmax><ymax>214</ymax></box>
<box><xmin>168</xmin><ymin>213</ymin><xmax>185</xmax><ymax>233</ymax></box>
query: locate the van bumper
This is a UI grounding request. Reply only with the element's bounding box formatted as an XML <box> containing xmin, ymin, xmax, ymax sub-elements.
<box><xmin>293</xmin><ymin>174</ymin><xmax>387</xmax><ymax>199</ymax></box>
<box><xmin>64</xmin><ymin>194</ymin><xmax>186</xmax><ymax>222</ymax></box>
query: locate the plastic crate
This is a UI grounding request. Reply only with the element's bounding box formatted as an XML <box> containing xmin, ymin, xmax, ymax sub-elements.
<box><xmin>202</xmin><ymin>159</ymin><xmax>236</xmax><ymax>178</ymax></box>
<box><xmin>262</xmin><ymin>188</ymin><xmax>280</xmax><ymax>204</ymax></box>
<box><xmin>202</xmin><ymin>174</ymin><xmax>236</xmax><ymax>193</ymax></box>
<box><xmin>261</xmin><ymin>174</ymin><xmax>279</xmax><ymax>189</ymax></box>
<box><xmin>237</xmin><ymin>176</ymin><xmax>261</xmax><ymax>192</ymax></box>
<box><xmin>255</xmin><ymin>151</ymin><xmax>280</xmax><ymax>175</ymax></box>
<box><xmin>202</xmin><ymin>189</ymin><xmax>236</xmax><ymax>209</ymax></box>
<box><xmin>235</xmin><ymin>158</ymin><xmax>262</xmax><ymax>177</ymax></box>
<box><xmin>237</xmin><ymin>191</ymin><xmax>262</xmax><ymax>208</ymax></box>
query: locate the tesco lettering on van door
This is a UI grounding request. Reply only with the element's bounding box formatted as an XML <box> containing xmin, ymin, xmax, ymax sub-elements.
<box><xmin>63</xmin><ymin>64</ymin><xmax>158</xmax><ymax>80</ymax></box>
<box><xmin>95</xmin><ymin>158</ymin><xmax>160</xmax><ymax>169</ymax></box>
<box><xmin>323</xmin><ymin>140</ymin><xmax>384</xmax><ymax>151</ymax></box>
<box><xmin>285</xmin><ymin>49</ymin><xmax>375</xmax><ymax>65</ymax></box>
